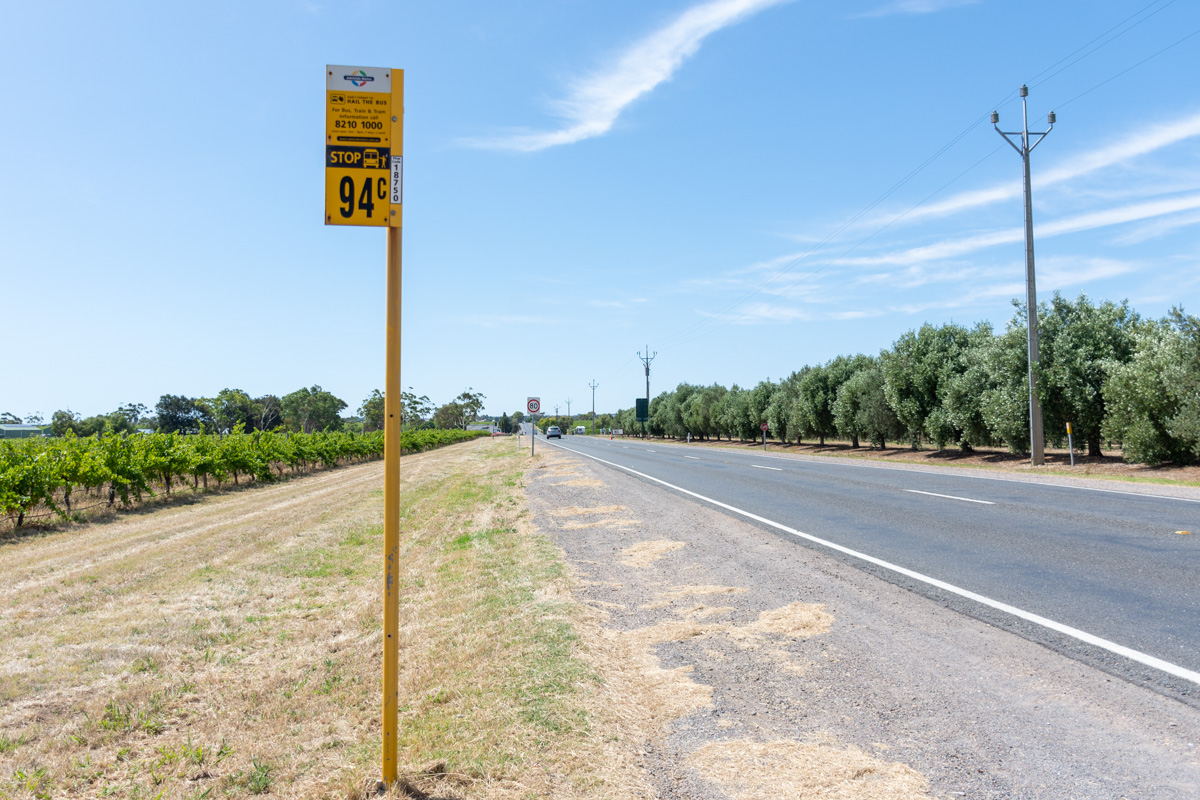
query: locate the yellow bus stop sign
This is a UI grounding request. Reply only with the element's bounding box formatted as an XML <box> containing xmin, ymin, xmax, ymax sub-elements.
<box><xmin>325</xmin><ymin>65</ymin><xmax>403</xmax><ymax>227</ymax></box>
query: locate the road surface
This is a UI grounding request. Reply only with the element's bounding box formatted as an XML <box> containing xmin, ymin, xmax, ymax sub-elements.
<box><xmin>547</xmin><ymin>434</ymin><xmax>1200</xmax><ymax>700</ymax></box>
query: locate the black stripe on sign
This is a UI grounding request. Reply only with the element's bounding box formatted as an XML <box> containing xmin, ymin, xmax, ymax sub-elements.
<box><xmin>326</xmin><ymin>145</ymin><xmax>391</xmax><ymax>169</ymax></box>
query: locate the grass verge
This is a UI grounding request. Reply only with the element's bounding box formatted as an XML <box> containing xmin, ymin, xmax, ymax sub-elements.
<box><xmin>0</xmin><ymin>438</ymin><xmax>646</xmax><ymax>799</ymax></box>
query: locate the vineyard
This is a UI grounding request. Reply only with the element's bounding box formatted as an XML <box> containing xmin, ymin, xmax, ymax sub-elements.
<box><xmin>0</xmin><ymin>428</ymin><xmax>489</xmax><ymax>529</ymax></box>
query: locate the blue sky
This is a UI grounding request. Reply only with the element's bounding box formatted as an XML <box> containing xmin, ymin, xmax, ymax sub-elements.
<box><xmin>4</xmin><ymin>0</ymin><xmax>1199</xmax><ymax>421</ymax></box>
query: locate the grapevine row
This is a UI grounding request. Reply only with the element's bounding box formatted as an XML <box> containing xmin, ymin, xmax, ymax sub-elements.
<box><xmin>0</xmin><ymin>428</ymin><xmax>488</xmax><ymax>528</ymax></box>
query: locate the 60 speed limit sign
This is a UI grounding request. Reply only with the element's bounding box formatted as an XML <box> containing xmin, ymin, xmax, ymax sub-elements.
<box><xmin>527</xmin><ymin>397</ymin><xmax>541</xmax><ymax>414</ymax></box>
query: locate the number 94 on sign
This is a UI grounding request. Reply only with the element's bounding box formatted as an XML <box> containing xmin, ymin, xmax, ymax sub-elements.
<box><xmin>325</xmin><ymin>168</ymin><xmax>389</xmax><ymax>226</ymax></box>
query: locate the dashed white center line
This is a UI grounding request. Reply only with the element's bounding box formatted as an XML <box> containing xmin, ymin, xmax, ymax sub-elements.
<box><xmin>906</xmin><ymin>489</ymin><xmax>995</xmax><ymax>505</ymax></box>
<box><xmin>646</xmin><ymin>449</ymin><xmax>656</xmax><ymax>452</ymax></box>
<box><xmin>684</xmin><ymin>456</ymin><xmax>700</xmax><ymax>460</ymax></box>
<box><xmin>750</xmin><ymin>465</ymin><xmax>782</xmax><ymax>471</ymax></box>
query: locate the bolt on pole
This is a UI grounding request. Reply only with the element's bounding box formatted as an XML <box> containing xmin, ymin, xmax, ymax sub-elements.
<box><xmin>994</xmin><ymin>86</ymin><xmax>1054</xmax><ymax>466</ymax></box>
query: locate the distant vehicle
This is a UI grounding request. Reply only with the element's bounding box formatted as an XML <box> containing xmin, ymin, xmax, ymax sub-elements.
<box><xmin>546</xmin><ymin>426</ymin><xmax>561</xmax><ymax>439</ymax></box>
<box><xmin>575</xmin><ymin>426</ymin><xmax>586</xmax><ymax>435</ymax></box>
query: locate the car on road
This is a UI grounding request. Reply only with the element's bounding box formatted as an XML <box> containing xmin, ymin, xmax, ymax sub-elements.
<box><xmin>546</xmin><ymin>426</ymin><xmax>561</xmax><ymax>439</ymax></box>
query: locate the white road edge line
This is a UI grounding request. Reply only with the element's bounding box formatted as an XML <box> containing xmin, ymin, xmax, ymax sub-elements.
<box><xmin>548</xmin><ymin>441</ymin><xmax>1200</xmax><ymax>688</ymax></box>
<box><xmin>906</xmin><ymin>489</ymin><xmax>995</xmax><ymax>505</ymax></box>
<box><xmin>750</xmin><ymin>465</ymin><xmax>782</xmax><ymax>471</ymax></box>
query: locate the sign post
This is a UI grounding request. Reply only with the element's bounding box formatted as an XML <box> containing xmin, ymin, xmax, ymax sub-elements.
<box><xmin>761</xmin><ymin>421</ymin><xmax>768</xmax><ymax>450</ymax></box>
<box><xmin>527</xmin><ymin>398</ymin><xmax>541</xmax><ymax>455</ymax></box>
<box><xmin>325</xmin><ymin>65</ymin><xmax>404</xmax><ymax>790</ymax></box>
<box><xmin>1066</xmin><ymin>422</ymin><xmax>1074</xmax><ymax>467</ymax></box>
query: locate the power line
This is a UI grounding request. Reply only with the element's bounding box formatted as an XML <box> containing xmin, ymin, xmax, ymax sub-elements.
<box><xmin>1026</xmin><ymin>0</ymin><xmax>1179</xmax><ymax>90</ymax></box>
<box><xmin>662</xmin><ymin>143</ymin><xmax>1012</xmax><ymax>351</ymax></box>
<box><xmin>657</xmin><ymin>2</ymin><xmax>1193</xmax><ymax>350</ymax></box>
<box><xmin>1053</xmin><ymin>24</ymin><xmax>1200</xmax><ymax>112</ymax></box>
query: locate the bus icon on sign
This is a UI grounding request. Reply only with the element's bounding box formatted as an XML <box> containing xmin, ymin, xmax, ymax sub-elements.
<box><xmin>363</xmin><ymin>149</ymin><xmax>381</xmax><ymax>168</ymax></box>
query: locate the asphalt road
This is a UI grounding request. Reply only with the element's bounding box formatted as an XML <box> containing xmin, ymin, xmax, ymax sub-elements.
<box><xmin>545</xmin><ymin>433</ymin><xmax>1200</xmax><ymax>699</ymax></box>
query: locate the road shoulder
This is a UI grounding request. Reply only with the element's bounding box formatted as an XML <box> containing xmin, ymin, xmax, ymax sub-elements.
<box><xmin>529</xmin><ymin>445</ymin><xmax>1200</xmax><ymax>799</ymax></box>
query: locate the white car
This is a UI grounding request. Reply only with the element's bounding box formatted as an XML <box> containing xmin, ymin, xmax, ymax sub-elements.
<box><xmin>546</xmin><ymin>426</ymin><xmax>562</xmax><ymax>439</ymax></box>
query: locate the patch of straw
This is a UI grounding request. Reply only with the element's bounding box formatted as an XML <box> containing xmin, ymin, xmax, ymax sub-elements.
<box><xmin>561</xmin><ymin>519</ymin><xmax>642</xmax><ymax>530</ymax></box>
<box><xmin>645</xmin><ymin>585</ymin><xmax>747</xmax><ymax>608</ymax></box>
<box><xmin>688</xmin><ymin>739</ymin><xmax>931</xmax><ymax>800</ymax></box>
<box><xmin>548</xmin><ymin>505</ymin><xmax>628</xmax><ymax>518</ymax></box>
<box><xmin>619</xmin><ymin>540</ymin><xmax>686</xmax><ymax>568</ymax></box>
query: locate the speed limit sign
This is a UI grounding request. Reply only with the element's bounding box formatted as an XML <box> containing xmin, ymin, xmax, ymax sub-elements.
<box><xmin>527</xmin><ymin>397</ymin><xmax>541</xmax><ymax>414</ymax></box>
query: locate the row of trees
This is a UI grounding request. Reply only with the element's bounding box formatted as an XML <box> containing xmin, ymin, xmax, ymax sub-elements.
<box><xmin>611</xmin><ymin>296</ymin><xmax>1200</xmax><ymax>465</ymax></box>
<box><xmin>13</xmin><ymin>386</ymin><xmax>491</xmax><ymax>439</ymax></box>
<box><xmin>1</xmin><ymin>427</ymin><xmax>490</xmax><ymax>528</ymax></box>
<box><xmin>358</xmin><ymin>388</ymin><xmax>487</xmax><ymax>432</ymax></box>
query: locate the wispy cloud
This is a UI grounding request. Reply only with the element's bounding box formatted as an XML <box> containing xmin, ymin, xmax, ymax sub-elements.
<box><xmin>855</xmin><ymin>0</ymin><xmax>978</xmax><ymax>19</ymax></box>
<box><xmin>698</xmin><ymin>301</ymin><xmax>813</xmax><ymax>324</ymax></box>
<box><xmin>1110</xmin><ymin>208</ymin><xmax>1200</xmax><ymax>245</ymax></box>
<box><xmin>840</xmin><ymin>192</ymin><xmax>1200</xmax><ymax>266</ymax></box>
<box><xmin>461</xmin><ymin>0</ymin><xmax>792</xmax><ymax>152</ymax></box>
<box><xmin>884</xmin><ymin>257</ymin><xmax>1142</xmax><ymax>315</ymax></box>
<box><xmin>587</xmin><ymin>297</ymin><xmax>648</xmax><ymax>309</ymax></box>
<box><xmin>860</xmin><ymin>110</ymin><xmax>1200</xmax><ymax>229</ymax></box>
<box><xmin>1037</xmin><ymin>256</ymin><xmax>1141</xmax><ymax>289</ymax></box>
<box><xmin>456</xmin><ymin>314</ymin><xmax>560</xmax><ymax>328</ymax></box>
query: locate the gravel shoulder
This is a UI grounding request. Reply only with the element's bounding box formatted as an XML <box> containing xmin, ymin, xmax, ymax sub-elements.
<box><xmin>528</xmin><ymin>445</ymin><xmax>1200</xmax><ymax>799</ymax></box>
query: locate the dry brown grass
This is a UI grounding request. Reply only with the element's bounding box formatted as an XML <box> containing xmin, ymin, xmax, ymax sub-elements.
<box><xmin>619</xmin><ymin>540</ymin><xmax>686</xmax><ymax>568</ymax></box>
<box><xmin>560</xmin><ymin>519</ymin><xmax>642</xmax><ymax>531</ymax></box>
<box><xmin>742</xmin><ymin>602</ymin><xmax>834</xmax><ymax>639</ymax></box>
<box><xmin>689</xmin><ymin>739</ymin><xmax>931</xmax><ymax>799</ymax></box>
<box><xmin>0</xmin><ymin>440</ymin><xmax>664</xmax><ymax>800</ymax></box>
<box><xmin>553</xmin><ymin>477</ymin><xmax>606</xmax><ymax>488</ymax></box>
<box><xmin>1</xmin><ymin>454</ymin><xmax>389</xmax><ymax>799</ymax></box>
<box><xmin>547</xmin><ymin>505</ymin><xmax>628</xmax><ymax>518</ymax></box>
<box><xmin>645</xmin><ymin>585</ymin><xmax>748</xmax><ymax>608</ymax></box>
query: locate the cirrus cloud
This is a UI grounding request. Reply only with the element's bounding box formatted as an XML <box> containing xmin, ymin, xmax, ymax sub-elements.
<box><xmin>461</xmin><ymin>0</ymin><xmax>793</xmax><ymax>152</ymax></box>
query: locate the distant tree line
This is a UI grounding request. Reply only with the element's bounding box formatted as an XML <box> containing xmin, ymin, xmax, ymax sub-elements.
<box><xmin>357</xmin><ymin>388</ymin><xmax>486</xmax><ymax>432</ymax></box>
<box><xmin>21</xmin><ymin>386</ymin><xmax>491</xmax><ymax>439</ymax></box>
<box><xmin>610</xmin><ymin>295</ymin><xmax>1200</xmax><ymax>466</ymax></box>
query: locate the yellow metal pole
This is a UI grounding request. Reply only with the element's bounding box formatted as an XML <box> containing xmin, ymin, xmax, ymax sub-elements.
<box><xmin>382</xmin><ymin>68</ymin><xmax>404</xmax><ymax>789</ymax></box>
<box><xmin>383</xmin><ymin>224</ymin><xmax>401</xmax><ymax>785</ymax></box>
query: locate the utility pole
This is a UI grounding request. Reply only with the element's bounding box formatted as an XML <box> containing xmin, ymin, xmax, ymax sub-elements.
<box><xmin>589</xmin><ymin>379</ymin><xmax>599</xmax><ymax>433</ymax></box>
<box><xmin>566</xmin><ymin>397</ymin><xmax>572</xmax><ymax>418</ymax></box>
<box><xmin>638</xmin><ymin>345</ymin><xmax>656</xmax><ymax>440</ymax></box>
<box><xmin>994</xmin><ymin>85</ymin><xmax>1054</xmax><ymax>466</ymax></box>
<box><xmin>554</xmin><ymin>403</ymin><xmax>560</xmax><ymax>418</ymax></box>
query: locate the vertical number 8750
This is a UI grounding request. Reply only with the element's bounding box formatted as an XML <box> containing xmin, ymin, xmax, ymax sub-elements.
<box><xmin>339</xmin><ymin>175</ymin><xmax>388</xmax><ymax>219</ymax></box>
